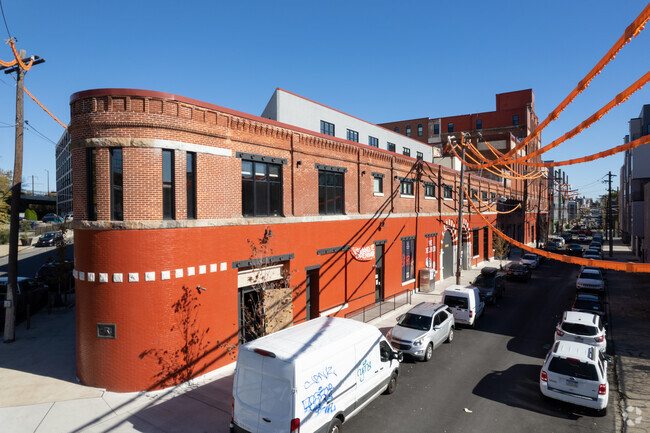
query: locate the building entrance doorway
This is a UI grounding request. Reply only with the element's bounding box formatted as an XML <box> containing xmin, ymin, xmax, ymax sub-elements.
<box><xmin>442</xmin><ymin>230</ymin><xmax>453</xmax><ymax>280</ymax></box>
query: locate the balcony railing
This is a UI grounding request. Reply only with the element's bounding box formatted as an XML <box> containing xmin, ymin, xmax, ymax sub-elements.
<box><xmin>344</xmin><ymin>288</ymin><xmax>412</xmax><ymax>323</ymax></box>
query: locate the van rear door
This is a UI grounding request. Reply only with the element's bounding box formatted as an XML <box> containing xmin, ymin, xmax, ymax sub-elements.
<box><xmin>444</xmin><ymin>294</ymin><xmax>469</xmax><ymax>324</ymax></box>
<box><xmin>234</xmin><ymin>350</ymin><xmax>293</xmax><ymax>433</ymax></box>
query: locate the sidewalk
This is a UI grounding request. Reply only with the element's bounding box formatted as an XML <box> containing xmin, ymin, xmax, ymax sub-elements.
<box><xmin>0</xmin><ymin>241</ymin><xmax>647</xmax><ymax>432</ymax></box>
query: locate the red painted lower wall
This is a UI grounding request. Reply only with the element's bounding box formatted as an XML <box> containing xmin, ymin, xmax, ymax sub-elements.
<box><xmin>75</xmin><ymin>211</ymin><xmax>535</xmax><ymax>391</ymax></box>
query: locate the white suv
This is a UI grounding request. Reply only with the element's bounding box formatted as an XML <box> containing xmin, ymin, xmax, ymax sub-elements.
<box><xmin>576</xmin><ymin>268</ymin><xmax>605</xmax><ymax>293</ymax></box>
<box><xmin>386</xmin><ymin>302</ymin><xmax>454</xmax><ymax>362</ymax></box>
<box><xmin>540</xmin><ymin>340</ymin><xmax>608</xmax><ymax>413</ymax></box>
<box><xmin>555</xmin><ymin>311</ymin><xmax>606</xmax><ymax>353</ymax></box>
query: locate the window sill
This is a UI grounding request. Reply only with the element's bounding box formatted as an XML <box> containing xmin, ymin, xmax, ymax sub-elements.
<box><xmin>424</xmin><ymin>196</ymin><xmax>436</xmax><ymax>200</ymax></box>
<box><xmin>402</xmin><ymin>279</ymin><xmax>415</xmax><ymax>286</ymax></box>
<box><xmin>374</xmin><ymin>192</ymin><xmax>384</xmax><ymax>197</ymax></box>
<box><xmin>400</xmin><ymin>195</ymin><xmax>415</xmax><ymax>199</ymax></box>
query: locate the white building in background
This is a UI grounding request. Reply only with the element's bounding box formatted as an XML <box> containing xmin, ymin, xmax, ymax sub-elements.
<box><xmin>620</xmin><ymin>104</ymin><xmax>650</xmax><ymax>260</ymax></box>
<box><xmin>55</xmin><ymin>129</ymin><xmax>72</xmax><ymax>216</ymax></box>
<box><xmin>261</xmin><ymin>88</ymin><xmax>441</xmax><ymax>162</ymax></box>
<box><xmin>567</xmin><ymin>201</ymin><xmax>578</xmax><ymax>223</ymax></box>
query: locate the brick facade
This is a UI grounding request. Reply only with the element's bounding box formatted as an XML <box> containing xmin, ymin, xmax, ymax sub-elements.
<box><xmin>70</xmin><ymin>88</ymin><xmax>542</xmax><ymax>392</ymax></box>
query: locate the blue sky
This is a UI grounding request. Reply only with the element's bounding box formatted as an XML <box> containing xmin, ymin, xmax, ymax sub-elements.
<box><xmin>0</xmin><ymin>0</ymin><xmax>648</xmax><ymax>200</ymax></box>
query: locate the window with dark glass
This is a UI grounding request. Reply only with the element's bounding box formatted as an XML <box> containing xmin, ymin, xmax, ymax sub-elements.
<box><xmin>347</xmin><ymin>129</ymin><xmax>359</xmax><ymax>142</ymax></box>
<box><xmin>320</xmin><ymin>120</ymin><xmax>335</xmax><ymax>136</ymax></box>
<box><xmin>368</xmin><ymin>136</ymin><xmax>379</xmax><ymax>147</ymax></box>
<box><xmin>387</xmin><ymin>142</ymin><xmax>396</xmax><ymax>152</ymax></box>
<box><xmin>162</xmin><ymin>149</ymin><xmax>175</xmax><ymax>220</ymax></box>
<box><xmin>491</xmin><ymin>192</ymin><xmax>497</xmax><ymax>201</ymax></box>
<box><xmin>319</xmin><ymin>170</ymin><xmax>344</xmax><ymax>215</ymax></box>
<box><xmin>417</xmin><ymin>151</ymin><xmax>423</xmax><ymax>160</ymax></box>
<box><xmin>443</xmin><ymin>184</ymin><xmax>453</xmax><ymax>199</ymax></box>
<box><xmin>471</xmin><ymin>188</ymin><xmax>478</xmax><ymax>201</ymax></box>
<box><xmin>242</xmin><ymin>160</ymin><xmax>283</xmax><ymax>217</ymax></box>
<box><xmin>434</xmin><ymin>124</ymin><xmax>440</xmax><ymax>135</ymax></box>
<box><xmin>482</xmin><ymin>190</ymin><xmax>488</xmax><ymax>201</ymax></box>
<box><xmin>406</xmin><ymin>126</ymin><xmax>411</xmax><ymax>137</ymax></box>
<box><xmin>373</xmin><ymin>175</ymin><xmax>383</xmax><ymax>194</ymax></box>
<box><xmin>476</xmin><ymin>119</ymin><xmax>482</xmax><ymax>130</ymax></box>
<box><xmin>448</xmin><ymin>123</ymin><xmax>454</xmax><ymax>133</ymax></box>
<box><xmin>110</xmin><ymin>148</ymin><xmax>123</xmax><ymax>221</ymax></box>
<box><xmin>394</xmin><ymin>126</ymin><xmax>399</xmax><ymax>133</ymax></box>
<box><xmin>403</xmin><ymin>147</ymin><xmax>411</xmax><ymax>157</ymax></box>
<box><xmin>86</xmin><ymin>148</ymin><xmax>97</xmax><ymax>221</ymax></box>
<box><xmin>186</xmin><ymin>152</ymin><xmax>196</xmax><ymax>219</ymax></box>
<box><xmin>424</xmin><ymin>183</ymin><xmax>436</xmax><ymax>198</ymax></box>
<box><xmin>417</xmin><ymin>124</ymin><xmax>423</xmax><ymax>136</ymax></box>
<box><xmin>513</xmin><ymin>115</ymin><xmax>519</xmax><ymax>126</ymax></box>
<box><xmin>473</xmin><ymin>229</ymin><xmax>479</xmax><ymax>256</ymax></box>
<box><xmin>400</xmin><ymin>180</ymin><xmax>414</xmax><ymax>196</ymax></box>
<box><xmin>402</xmin><ymin>238</ymin><xmax>415</xmax><ymax>282</ymax></box>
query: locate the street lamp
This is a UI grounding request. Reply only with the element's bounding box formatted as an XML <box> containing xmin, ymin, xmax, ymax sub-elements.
<box><xmin>43</xmin><ymin>168</ymin><xmax>49</xmax><ymax>194</ymax></box>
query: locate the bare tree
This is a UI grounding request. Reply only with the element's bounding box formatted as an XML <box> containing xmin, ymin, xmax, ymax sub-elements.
<box><xmin>492</xmin><ymin>232</ymin><xmax>510</xmax><ymax>269</ymax></box>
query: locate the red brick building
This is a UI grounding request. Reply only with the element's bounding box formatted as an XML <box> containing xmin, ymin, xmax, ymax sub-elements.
<box><xmin>70</xmin><ymin>89</ymin><xmax>540</xmax><ymax>392</ymax></box>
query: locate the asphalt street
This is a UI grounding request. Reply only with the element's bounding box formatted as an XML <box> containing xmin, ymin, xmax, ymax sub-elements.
<box><xmin>345</xmin><ymin>258</ymin><xmax>617</xmax><ymax>433</ymax></box>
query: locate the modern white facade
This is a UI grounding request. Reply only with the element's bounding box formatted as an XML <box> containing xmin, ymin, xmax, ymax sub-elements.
<box><xmin>261</xmin><ymin>88</ymin><xmax>441</xmax><ymax>162</ymax></box>
<box><xmin>55</xmin><ymin>129</ymin><xmax>72</xmax><ymax>215</ymax></box>
<box><xmin>620</xmin><ymin>104</ymin><xmax>650</xmax><ymax>260</ymax></box>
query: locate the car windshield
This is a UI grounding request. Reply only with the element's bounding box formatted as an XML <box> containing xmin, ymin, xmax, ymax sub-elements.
<box><xmin>41</xmin><ymin>233</ymin><xmax>56</xmax><ymax>239</ymax></box>
<box><xmin>473</xmin><ymin>275</ymin><xmax>493</xmax><ymax>288</ymax></box>
<box><xmin>562</xmin><ymin>322</ymin><xmax>598</xmax><ymax>336</ymax></box>
<box><xmin>444</xmin><ymin>295</ymin><xmax>468</xmax><ymax>309</ymax></box>
<box><xmin>574</xmin><ymin>300</ymin><xmax>602</xmax><ymax>312</ymax></box>
<box><xmin>523</xmin><ymin>254</ymin><xmax>536</xmax><ymax>260</ymax></box>
<box><xmin>548</xmin><ymin>357</ymin><xmax>598</xmax><ymax>381</ymax></box>
<box><xmin>397</xmin><ymin>313</ymin><xmax>432</xmax><ymax>331</ymax></box>
<box><xmin>579</xmin><ymin>272</ymin><xmax>602</xmax><ymax>281</ymax></box>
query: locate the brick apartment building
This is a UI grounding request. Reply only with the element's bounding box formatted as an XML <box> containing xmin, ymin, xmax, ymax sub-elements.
<box><xmin>69</xmin><ymin>88</ymin><xmax>542</xmax><ymax>392</ymax></box>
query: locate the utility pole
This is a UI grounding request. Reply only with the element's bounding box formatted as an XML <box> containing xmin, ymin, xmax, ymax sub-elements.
<box><xmin>456</xmin><ymin>139</ymin><xmax>466</xmax><ymax>285</ymax></box>
<box><xmin>607</xmin><ymin>171</ymin><xmax>616</xmax><ymax>258</ymax></box>
<box><xmin>3</xmin><ymin>49</ymin><xmax>44</xmax><ymax>343</ymax></box>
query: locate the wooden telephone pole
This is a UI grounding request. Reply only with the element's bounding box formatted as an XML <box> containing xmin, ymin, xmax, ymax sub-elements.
<box><xmin>3</xmin><ymin>49</ymin><xmax>44</xmax><ymax>343</ymax></box>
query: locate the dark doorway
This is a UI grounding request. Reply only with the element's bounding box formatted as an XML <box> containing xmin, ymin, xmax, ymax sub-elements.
<box><xmin>238</xmin><ymin>285</ymin><xmax>261</xmax><ymax>344</ymax></box>
<box><xmin>305</xmin><ymin>267</ymin><xmax>320</xmax><ymax>320</ymax></box>
<box><xmin>484</xmin><ymin>228</ymin><xmax>489</xmax><ymax>260</ymax></box>
<box><xmin>442</xmin><ymin>230</ymin><xmax>453</xmax><ymax>279</ymax></box>
<box><xmin>375</xmin><ymin>244</ymin><xmax>384</xmax><ymax>302</ymax></box>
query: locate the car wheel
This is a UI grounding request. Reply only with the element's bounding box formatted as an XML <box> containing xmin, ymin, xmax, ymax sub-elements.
<box><xmin>423</xmin><ymin>343</ymin><xmax>433</xmax><ymax>362</ymax></box>
<box><xmin>327</xmin><ymin>418</ymin><xmax>343</xmax><ymax>433</ymax></box>
<box><xmin>384</xmin><ymin>372</ymin><xmax>398</xmax><ymax>394</ymax></box>
<box><xmin>446</xmin><ymin>327</ymin><xmax>454</xmax><ymax>343</ymax></box>
<box><xmin>596</xmin><ymin>407</ymin><xmax>607</xmax><ymax>417</ymax></box>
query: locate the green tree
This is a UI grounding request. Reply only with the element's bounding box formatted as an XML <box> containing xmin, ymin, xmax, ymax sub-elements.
<box><xmin>0</xmin><ymin>169</ymin><xmax>11</xmax><ymax>223</ymax></box>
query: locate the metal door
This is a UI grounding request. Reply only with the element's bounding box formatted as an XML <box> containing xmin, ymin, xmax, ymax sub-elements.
<box><xmin>375</xmin><ymin>244</ymin><xmax>384</xmax><ymax>302</ymax></box>
<box><xmin>442</xmin><ymin>230</ymin><xmax>453</xmax><ymax>279</ymax></box>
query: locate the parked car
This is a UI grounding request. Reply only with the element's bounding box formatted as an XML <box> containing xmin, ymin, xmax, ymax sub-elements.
<box><xmin>386</xmin><ymin>302</ymin><xmax>454</xmax><ymax>361</ymax></box>
<box><xmin>520</xmin><ymin>253</ymin><xmax>540</xmax><ymax>269</ymax></box>
<box><xmin>35</xmin><ymin>231</ymin><xmax>63</xmax><ymax>247</ymax></box>
<box><xmin>553</xmin><ymin>237</ymin><xmax>566</xmax><ymax>248</ymax></box>
<box><xmin>576</xmin><ymin>268</ymin><xmax>605</xmax><ymax>295</ymax></box>
<box><xmin>572</xmin><ymin>292</ymin><xmax>607</xmax><ymax>321</ymax></box>
<box><xmin>443</xmin><ymin>285</ymin><xmax>485</xmax><ymax>328</ymax></box>
<box><xmin>555</xmin><ymin>311</ymin><xmax>606</xmax><ymax>353</ymax></box>
<box><xmin>546</xmin><ymin>241</ymin><xmax>558</xmax><ymax>252</ymax></box>
<box><xmin>561</xmin><ymin>233</ymin><xmax>573</xmax><ymax>241</ymax></box>
<box><xmin>578</xmin><ymin>234</ymin><xmax>587</xmax><ymax>242</ymax></box>
<box><xmin>566</xmin><ymin>244</ymin><xmax>583</xmax><ymax>256</ymax></box>
<box><xmin>505</xmin><ymin>262</ymin><xmax>532</xmax><ymax>281</ymax></box>
<box><xmin>470</xmin><ymin>267</ymin><xmax>505</xmax><ymax>304</ymax></box>
<box><xmin>42</xmin><ymin>213</ymin><xmax>63</xmax><ymax>223</ymax></box>
<box><xmin>230</xmin><ymin>317</ymin><xmax>402</xmax><ymax>433</ymax></box>
<box><xmin>35</xmin><ymin>261</ymin><xmax>75</xmax><ymax>292</ymax></box>
<box><xmin>540</xmin><ymin>340</ymin><xmax>608</xmax><ymax>413</ymax></box>
<box><xmin>0</xmin><ymin>277</ymin><xmax>49</xmax><ymax>324</ymax></box>
<box><xmin>583</xmin><ymin>248</ymin><xmax>603</xmax><ymax>259</ymax></box>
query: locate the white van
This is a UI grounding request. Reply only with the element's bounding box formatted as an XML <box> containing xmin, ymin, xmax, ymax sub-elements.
<box><xmin>442</xmin><ymin>285</ymin><xmax>485</xmax><ymax>328</ymax></box>
<box><xmin>230</xmin><ymin>316</ymin><xmax>402</xmax><ymax>433</ymax></box>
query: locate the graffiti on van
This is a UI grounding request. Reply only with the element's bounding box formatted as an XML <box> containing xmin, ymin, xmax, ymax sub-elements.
<box><xmin>356</xmin><ymin>359</ymin><xmax>372</xmax><ymax>382</ymax></box>
<box><xmin>302</xmin><ymin>383</ymin><xmax>336</xmax><ymax>415</ymax></box>
<box><xmin>304</xmin><ymin>365</ymin><xmax>338</xmax><ymax>389</ymax></box>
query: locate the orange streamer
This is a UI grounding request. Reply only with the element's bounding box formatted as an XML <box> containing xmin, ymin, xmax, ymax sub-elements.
<box><xmin>23</xmin><ymin>87</ymin><xmax>68</xmax><ymax>130</ymax></box>
<box><xmin>462</xmin><ymin>185</ymin><xmax>650</xmax><ymax>273</ymax></box>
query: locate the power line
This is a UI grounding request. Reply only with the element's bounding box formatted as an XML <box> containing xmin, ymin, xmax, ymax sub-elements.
<box><xmin>24</xmin><ymin>120</ymin><xmax>56</xmax><ymax>145</ymax></box>
<box><xmin>0</xmin><ymin>0</ymin><xmax>11</xmax><ymax>39</ymax></box>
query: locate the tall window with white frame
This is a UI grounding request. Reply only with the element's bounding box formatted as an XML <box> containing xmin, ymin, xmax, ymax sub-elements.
<box><xmin>403</xmin><ymin>147</ymin><xmax>411</xmax><ymax>157</ymax></box>
<box><xmin>346</xmin><ymin>129</ymin><xmax>359</xmax><ymax>142</ymax></box>
<box><xmin>86</xmin><ymin>148</ymin><xmax>97</xmax><ymax>221</ymax></box>
<box><xmin>186</xmin><ymin>152</ymin><xmax>196</xmax><ymax>219</ymax></box>
<box><xmin>424</xmin><ymin>182</ymin><xmax>436</xmax><ymax>198</ymax></box>
<box><xmin>110</xmin><ymin>148</ymin><xmax>123</xmax><ymax>221</ymax></box>
<box><xmin>387</xmin><ymin>142</ymin><xmax>396</xmax><ymax>152</ymax></box>
<box><xmin>417</xmin><ymin>124</ymin><xmax>423</xmax><ymax>136</ymax></box>
<box><xmin>400</xmin><ymin>179</ymin><xmax>414</xmax><ymax>196</ymax></box>
<box><xmin>242</xmin><ymin>159</ymin><xmax>283</xmax><ymax>217</ymax></box>
<box><xmin>320</xmin><ymin>120</ymin><xmax>335</xmax><ymax>136</ymax></box>
<box><xmin>443</xmin><ymin>184</ymin><xmax>453</xmax><ymax>199</ymax></box>
<box><xmin>318</xmin><ymin>169</ymin><xmax>344</xmax><ymax>215</ymax></box>
<box><xmin>368</xmin><ymin>136</ymin><xmax>379</xmax><ymax>147</ymax></box>
<box><xmin>162</xmin><ymin>149</ymin><xmax>175</xmax><ymax>220</ymax></box>
<box><xmin>373</xmin><ymin>174</ymin><xmax>383</xmax><ymax>194</ymax></box>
